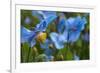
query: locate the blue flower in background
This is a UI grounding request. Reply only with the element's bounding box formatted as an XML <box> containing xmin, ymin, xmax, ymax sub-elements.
<box><xmin>82</xmin><ymin>32</ymin><xmax>89</xmax><ymax>42</ymax></box>
<box><xmin>65</xmin><ymin>16</ymin><xmax>87</xmax><ymax>42</ymax></box>
<box><xmin>24</xmin><ymin>17</ymin><xmax>31</xmax><ymax>24</ymax></box>
<box><xmin>21</xmin><ymin>11</ymin><xmax>57</xmax><ymax>48</ymax></box>
<box><xmin>50</xmin><ymin>15</ymin><xmax>87</xmax><ymax>49</ymax></box>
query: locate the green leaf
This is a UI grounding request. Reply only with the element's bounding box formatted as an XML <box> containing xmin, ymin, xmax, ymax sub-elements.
<box><xmin>35</xmin><ymin>54</ymin><xmax>47</xmax><ymax>62</ymax></box>
<box><xmin>21</xmin><ymin>43</ymin><xmax>30</xmax><ymax>62</ymax></box>
<box><xmin>76</xmin><ymin>39</ymin><xmax>82</xmax><ymax>47</ymax></box>
<box><xmin>66</xmin><ymin>50</ymin><xmax>73</xmax><ymax>60</ymax></box>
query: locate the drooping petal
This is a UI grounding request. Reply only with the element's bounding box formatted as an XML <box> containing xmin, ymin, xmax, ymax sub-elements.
<box><xmin>50</xmin><ymin>32</ymin><xmax>65</xmax><ymax>49</ymax></box>
<box><xmin>21</xmin><ymin>27</ymin><xmax>34</xmax><ymax>43</ymax></box>
<box><xmin>21</xmin><ymin>26</ymin><xmax>37</xmax><ymax>47</ymax></box>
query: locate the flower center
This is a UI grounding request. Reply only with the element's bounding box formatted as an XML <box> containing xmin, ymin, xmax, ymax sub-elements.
<box><xmin>36</xmin><ymin>32</ymin><xmax>47</xmax><ymax>43</ymax></box>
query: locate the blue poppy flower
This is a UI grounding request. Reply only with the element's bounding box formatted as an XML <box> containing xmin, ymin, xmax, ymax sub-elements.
<box><xmin>65</xmin><ymin>16</ymin><xmax>87</xmax><ymax>42</ymax></box>
<box><xmin>50</xmin><ymin>16</ymin><xmax>87</xmax><ymax>49</ymax></box>
<box><xmin>21</xmin><ymin>11</ymin><xmax>57</xmax><ymax>48</ymax></box>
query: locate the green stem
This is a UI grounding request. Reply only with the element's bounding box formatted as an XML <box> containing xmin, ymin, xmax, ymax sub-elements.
<box><xmin>27</xmin><ymin>47</ymin><xmax>31</xmax><ymax>62</ymax></box>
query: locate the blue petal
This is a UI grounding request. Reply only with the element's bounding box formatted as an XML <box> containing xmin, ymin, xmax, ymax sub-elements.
<box><xmin>21</xmin><ymin>27</ymin><xmax>34</xmax><ymax>43</ymax></box>
<box><xmin>35</xmin><ymin>14</ymin><xmax>57</xmax><ymax>32</ymax></box>
<box><xmin>50</xmin><ymin>32</ymin><xmax>64</xmax><ymax>49</ymax></box>
<box><xmin>68</xmin><ymin>31</ymin><xmax>81</xmax><ymax>42</ymax></box>
<box><xmin>74</xmin><ymin>16</ymin><xmax>87</xmax><ymax>31</ymax></box>
<box><xmin>65</xmin><ymin>17</ymin><xmax>75</xmax><ymax>30</ymax></box>
<box><xmin>65</xmin><ymin>16</ymin><xmax>87</xmax><ymax>31</ymax></box>
<box><xmin>21</xmin><ymin>27</ymin><xmax>36</xmax><ymax>47</ymax></box>
<box><xmin>57</xmin><ymin>18</ymin><xmax>66</xmax><ymax>33</ymax></box>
